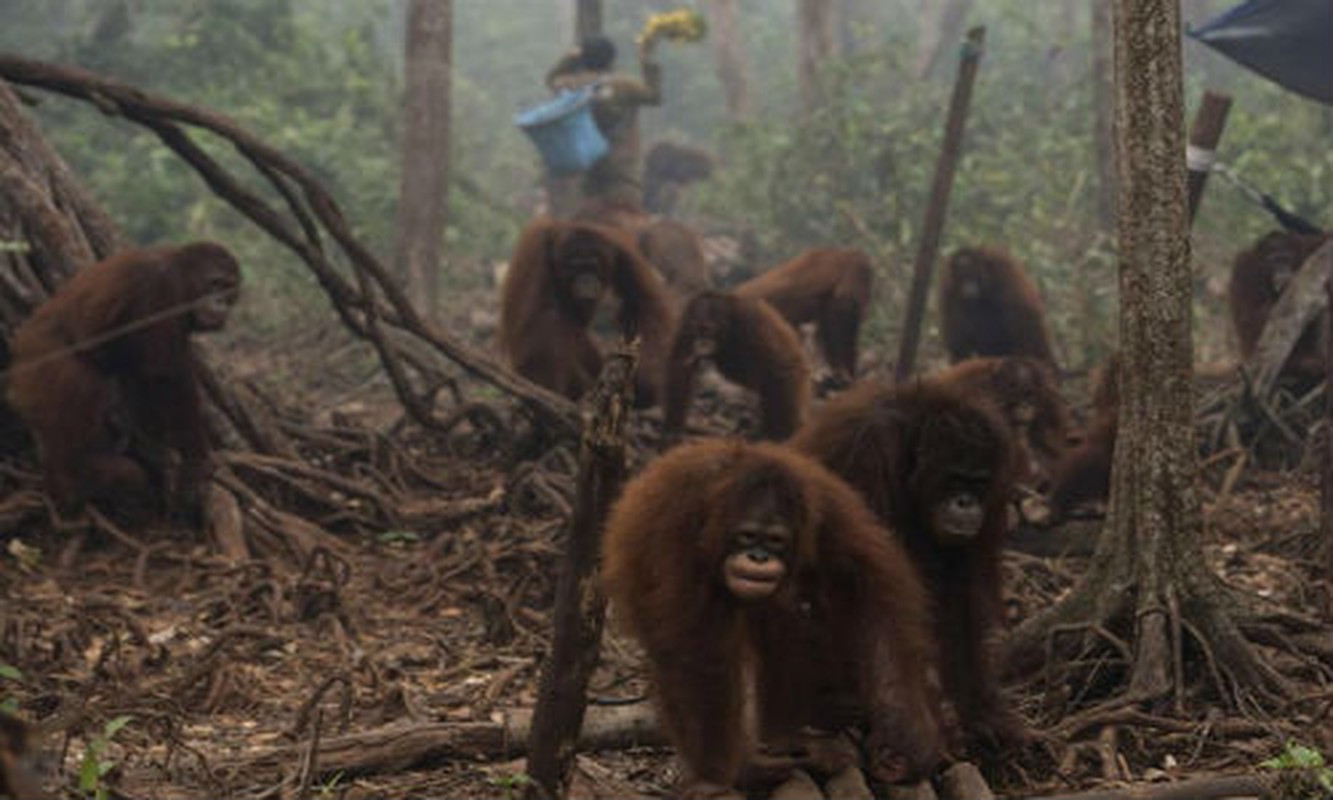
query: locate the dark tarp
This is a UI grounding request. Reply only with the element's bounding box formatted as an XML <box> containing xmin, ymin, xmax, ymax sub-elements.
<box><xmin>1188</xmin><ymin>0</ymin><xmax>1333</xmax><ymax>105</ymax></box>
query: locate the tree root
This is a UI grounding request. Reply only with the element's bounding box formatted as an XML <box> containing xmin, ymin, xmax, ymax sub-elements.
<box><xmin>1006</xmin><ymin>552</ymin><xmax>1323</xmax><ymax>729</ymax></box>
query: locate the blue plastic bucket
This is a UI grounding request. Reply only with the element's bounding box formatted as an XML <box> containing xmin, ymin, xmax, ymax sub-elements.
<box><xmin>514</xmin><ymin>85</ymin><xmax>610</xmax><ymax>175</ymax></box>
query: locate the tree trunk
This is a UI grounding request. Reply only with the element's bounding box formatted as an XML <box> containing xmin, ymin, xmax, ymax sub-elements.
<box><xmin>1107</xmin><ymin>0</ymin><xmax>1198</xmax><ymax>700</ymax></box>
<box><xmin>0</xmin><ymin>79</ymin><xmax>124</xmax><ymax>338</ymax></box>
<box><xmin>797</xmin><ymin>0</ymin><xmax>835</xmax><ymax>116</ymax></box>
<box><xmin>393</xmin><ymin>0</ymin><xmax>453</xmax><ymax>320</ymax></box>
<box><xmin>707</xmin><ymin>0</ymin><xmax>750</xmax><ymax>119</ymax></box>
<box><xmin>1090</xmin><ymin>0</ymin><xmax>1116</xmax><ymax>235</ymax></box>
<box><xmin>577</xmin><ymin>0</ymin><xmax>602</xmax><ymax>40</ymax></box>
<box><xmin>1005</xmin><ymin>0</ymin><xmax>1302</xmax><ymax>712</ymax></box>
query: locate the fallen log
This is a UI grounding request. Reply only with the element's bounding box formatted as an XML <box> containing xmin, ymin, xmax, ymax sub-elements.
<box><xmin>226</xmin><ymin>704</ymin><xmax>664</xmax><ymax>779</ymax></box>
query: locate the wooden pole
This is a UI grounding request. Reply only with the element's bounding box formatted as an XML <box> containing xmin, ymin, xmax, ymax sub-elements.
<box><xmin>524</xmin><ymin>345</ymin><xmax>635</xmax><ymax>800</ymax></box>
<box><xmin>1185</xmin><ymin>90</ymin><xmax>1232</xmax><ymax>223</ymax></box>
<box><xmin>894</xmin><ymin>26</ymin><xmax>985</xmax><ymax>382</ymax></box>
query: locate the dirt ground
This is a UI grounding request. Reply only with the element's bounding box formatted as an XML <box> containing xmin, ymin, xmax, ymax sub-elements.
<box><xmin>1</xmin><ymin>319</ymin><xmax>1330</xmax><ymax>800</ymax></box>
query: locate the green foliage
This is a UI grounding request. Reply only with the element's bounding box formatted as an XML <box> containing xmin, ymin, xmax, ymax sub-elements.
<box><xmin>0</xmin><ymin>0</ymin><xmax>406</xmax><ymax>335</ymax></box>
<box><xmin>78</xmin><ymin>715</ymin><xmax>133</xmax><ymax>800</ymax></box>
<box><xmin>1260</xmin><ymin>741</ymin><xmax>1333</xmax><ymax>799</ymax></box>
<box><xmin>0</xmin><ymin>662</ymin><xmax>22</xmax><ymax>716</ymax></box>
<box><xmin>486</xmin><ymin>769</ymin><xmax>531</xmax><ymax>800</ymax></box>
<box><xmin>692</xmin><ymin>34</ymin><xmax>1126</xmax><ymax>366</ymax></box>
<box><xmin>1262</xmin><ymin>742</ymin><xmax>1329</xmax><ymax>772</ymax></box>
<box><xmin>316</xmin><ymin>770</ymin><xmax>346</xmax><ymax>797</ymax></box>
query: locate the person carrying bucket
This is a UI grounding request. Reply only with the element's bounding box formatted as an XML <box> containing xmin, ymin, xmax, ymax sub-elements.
<box><xmin>543</xmin><ymin>34</ymin><xmax>662</xmax><ymax>224</ymax></box>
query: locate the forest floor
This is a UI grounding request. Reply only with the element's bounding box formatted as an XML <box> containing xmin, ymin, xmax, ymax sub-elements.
<box><xmin>1</xmin><ymin>313</ymin><xmax>1330</xmax><ymax>800</ymax></box>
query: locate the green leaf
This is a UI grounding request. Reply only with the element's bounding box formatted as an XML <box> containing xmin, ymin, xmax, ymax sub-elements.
<box><xmin>79</xmin><ymin>750</ymin><xmax>101</xmax><ymax>791</ymax></box>
<box><xmin>0</xmin><ymin>664</ymin><xmax>22</xmax><ymax>681</ymax></box>
<box><xmin>103</xmin><ymin>715</ymin><xmax>133</xmax><ymax>739</ymax></box>
<box><xmin>1285</xmin><ymin>744</ymin><xmax>1325</xmax><ymax>768</ymax></box>
<box><xmin>1261</xmin><ymin>741</ymin><xmax>1328</xmax><ymax>771</ymax></box>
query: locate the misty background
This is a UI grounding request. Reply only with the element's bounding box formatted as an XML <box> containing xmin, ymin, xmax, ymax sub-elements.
<box><xmin>1</xmin><ymin>0</ymin><xmax>1329</xmax><ymax>370</ymax></box>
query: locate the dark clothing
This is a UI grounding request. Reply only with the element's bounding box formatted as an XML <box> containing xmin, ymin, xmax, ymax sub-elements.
<box><xmin>546</xmin><ymin>54</ymin><xmax>663</xmax><ymax>211</ymax></box>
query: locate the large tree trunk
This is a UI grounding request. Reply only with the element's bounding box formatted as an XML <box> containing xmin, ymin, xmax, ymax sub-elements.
<box><xmin>1090</xmin><ymin>0</ymin><xmax>1116</xmax><ymax>235</ymax></box>
<box><xmin>1005</xmin><ymin>0</ymin><xmax>1310</xmax><ymax>714</ymax></box>
<box><xmin>393</xmin><ymin>0</ymin><xmax>453</xmax><ymax>320</ymax></box>
<box><xmin>1106</xmin><ymin>0</ymin><xmax>1199</xmax><ymax>699</ymax></box>
<box><xmin>797</xmin><ymin>0</ymin><xmax>835</xmax><ymax>116</ymax></box>
<box><xmin>707</xmin><ymin>0</ymin><xmax>750</xmax><ymax>119</ymax></box>
<box><xmin>0</xmin><ymin>80</ymin><xmax>124</xmax><ymax>338</ymax></box>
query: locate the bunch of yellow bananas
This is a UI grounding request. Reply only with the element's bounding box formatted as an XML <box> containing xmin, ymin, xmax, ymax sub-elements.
<box><xmin>636</xmin><ymin>9</ymin><xmax>707</xmax><ymax>46</ymax></box>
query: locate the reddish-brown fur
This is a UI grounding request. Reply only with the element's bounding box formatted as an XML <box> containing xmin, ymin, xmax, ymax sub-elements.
<box><xmin>940</xmin><ymin>246</ymin><xmax>1056</xmax><ymax>367</ymax></box>
<box><xmin>664</xmin><ymin>292</ymin><xmax>811</xmax><ymax>442</ymax></box>
<box><xmin>602</xmin><ymin>439</ymin><xmax>942</xmax><ymax>793</ymax></box>
<box><xmin>571</xmin><ymin>195</ymin><xmax>646</xmax><ymax>231</ymax></box>
<box><xmin>6</xmin><ymin>242</ymin><xmax>241</xmax><ymax>515</ymax></box>
<box><xmin>1227</xmin><ymin>230</ymin><xmax>1329</xmax><ymax>388</ymax></box>
<box><xmin>636</xmin><ymin>218</ymin><xmax>713</xmax><ymax>298</ymax></box>
<box><xmin>933</xmin><ymin>356</ymin><xmax>1070</xmax><ymax>487</ymax></box>
<box><xmin>0</xmin><ymin>713</ymin><xmax>46</xmax><ymax>800</ymax></box>
<box><xmin>1048</xmin><ymin>353</ymin><xmax>1119</xmax><ymax>519</ymax></box>
<box><xmin>734</xmin><ymin>248</ymin><xmax>873</xmax><ymax>384</ymax></box>
<box><xmin>790</xmin><ymin>378</ymin><xmax>1027</xmax><ymax>752</ymax></box>
<box><xmin>499</xmin><ymin>218</ymin><xmax>675</xmax><ymax>406</ymax></box>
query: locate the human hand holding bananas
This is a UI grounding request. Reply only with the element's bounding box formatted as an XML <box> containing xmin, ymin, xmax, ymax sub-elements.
<box><xmin>636</xmin><ymin>8</ymin><xmax>707</xmax><ymax>60</ymax></box>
